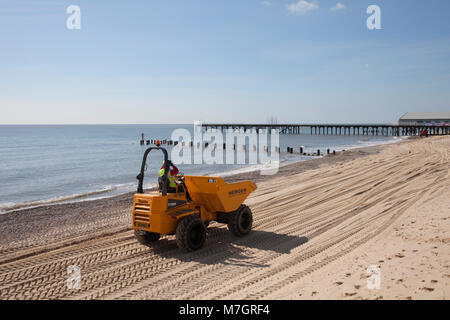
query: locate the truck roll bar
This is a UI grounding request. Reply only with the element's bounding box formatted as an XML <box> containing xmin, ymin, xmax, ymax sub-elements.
<box><xmin>136</xmin><ymin>147</ymin><xmax>170</xmax><ymax>196</ymax></box>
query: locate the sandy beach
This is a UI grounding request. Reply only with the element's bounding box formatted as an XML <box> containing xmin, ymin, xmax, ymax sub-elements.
<box><xmin>0</xmin><ymin>136</ymin><xmax>448</xmax><ymax>300</ymax></box>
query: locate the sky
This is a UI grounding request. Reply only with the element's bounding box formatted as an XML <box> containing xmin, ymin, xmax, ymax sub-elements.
<box><xmin>1</xmin><ymin>0</ymin><xmax>450</xmax><ymax>124</ymax></box>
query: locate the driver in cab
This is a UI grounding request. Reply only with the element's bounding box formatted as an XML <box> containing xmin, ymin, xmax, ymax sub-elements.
<box><xmin>159</xmin><ymin>160</ymin><xmax>179</xmax><ymax>193</ymax></box>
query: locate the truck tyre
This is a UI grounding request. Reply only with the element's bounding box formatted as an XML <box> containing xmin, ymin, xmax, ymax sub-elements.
<box><xmin>228</xmin><ymin>204</ymin><xmax>253</xmax><ymax>237</ymax></box>
<box><xmin>134</xmin><ymin>230</ymin><xmax>160</xmax><ymax>245</ymax></box>
<box><xmin>176</xmin><ymin>215</ymin><xmax>206</xmax><ymax>251</ymax></box>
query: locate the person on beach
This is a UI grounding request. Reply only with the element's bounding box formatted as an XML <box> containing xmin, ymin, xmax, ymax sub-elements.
<box><xmin>159</xmin><ymin>161</ymin><xmax>179</xmax><ymax>193</ymax></box>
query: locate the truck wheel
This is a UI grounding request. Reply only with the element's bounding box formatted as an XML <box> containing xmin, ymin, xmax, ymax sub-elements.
<box><xmin>228</xmin><ymin>205</ymin><xmax>253</xmax><ymax>237</ymax></box>
<box><xmin>176</xmin><ymin>215</ymin><xmax>206</xmax><ymax>251</ymax></box>
<box><xmin>134</xmin><ymin>230</ymin><xmax>160</xmax><ymax>245</ymax></box>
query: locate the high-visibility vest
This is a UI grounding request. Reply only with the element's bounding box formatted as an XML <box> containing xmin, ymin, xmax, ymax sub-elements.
<box><xmin>159</xmin><ymin>168</ymin><xmax>177</xmax><ymax>188</ymax></box>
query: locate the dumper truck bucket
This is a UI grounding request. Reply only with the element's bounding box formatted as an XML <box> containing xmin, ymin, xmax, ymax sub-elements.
<box><xmin>183</xmin><ymin>176</ymin><xmax>257</xmax><ymax>213</ymax></box>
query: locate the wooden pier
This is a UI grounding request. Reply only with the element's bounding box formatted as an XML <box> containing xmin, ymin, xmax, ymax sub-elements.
<box><xmin>201</xmin><ymin>123</ymin><xmax>450</xmax><ymax>136</ymax></box>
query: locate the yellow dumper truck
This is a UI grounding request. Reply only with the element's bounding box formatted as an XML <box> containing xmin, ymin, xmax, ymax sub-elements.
<box><xmin>132</xmin><ymin>147</ymin><xmax>257</xmax><ymax>251</ymax></box>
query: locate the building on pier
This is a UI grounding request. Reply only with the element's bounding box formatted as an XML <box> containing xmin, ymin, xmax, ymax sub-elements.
<box><xmin>399</xmin><ymin>112</ymin><xmax>450</xmax><ymax>126</ymax></box>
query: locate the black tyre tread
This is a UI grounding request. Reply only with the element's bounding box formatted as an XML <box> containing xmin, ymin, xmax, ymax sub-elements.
<box><xmin>228</xmin><ymin>204</ymin><xmax>253</xmax><ymax>237</ymax></box>
<box><xmin>134</xmin><ymin>230</ymin><xmax>160</xmax><ymax>245</ymax></box>
<box><xmin>176</xmin><ymin>215</ymin><xmax>206</xmax><ymax>251</ymax></box>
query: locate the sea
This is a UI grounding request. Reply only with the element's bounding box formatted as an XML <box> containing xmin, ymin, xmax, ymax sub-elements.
<box><xmin>0</xmin><ymin>124</ymin><xmax>405</xmax><ymax>213</ymax></box>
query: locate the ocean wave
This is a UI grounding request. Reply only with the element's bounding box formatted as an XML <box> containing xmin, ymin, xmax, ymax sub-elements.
<box><xmin>0</xmin><ymin>187</ymin><xmax>117</xmax><ymax>214</ymax></box>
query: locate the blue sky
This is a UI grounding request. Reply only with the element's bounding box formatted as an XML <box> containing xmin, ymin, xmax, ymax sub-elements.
<box><xmin>1</xmin><ymin>0</ymin><xmax>450</xmax><ymax>124</ymax></box>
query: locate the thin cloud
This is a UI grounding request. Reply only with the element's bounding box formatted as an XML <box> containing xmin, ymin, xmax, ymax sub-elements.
<box><xmin>330</xmin><ymin>2</ymin><xmax>346</xmax><ymax>12</ymax></box>
<box><xmin>261</xmin><ymin>1</ymin><xmax>272</xmax><ymax>6</ymax></box>
<box><xmin>286</xmin><ymin>0</ymin><xmax>318</xmax><ymax>14</ymax></box>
